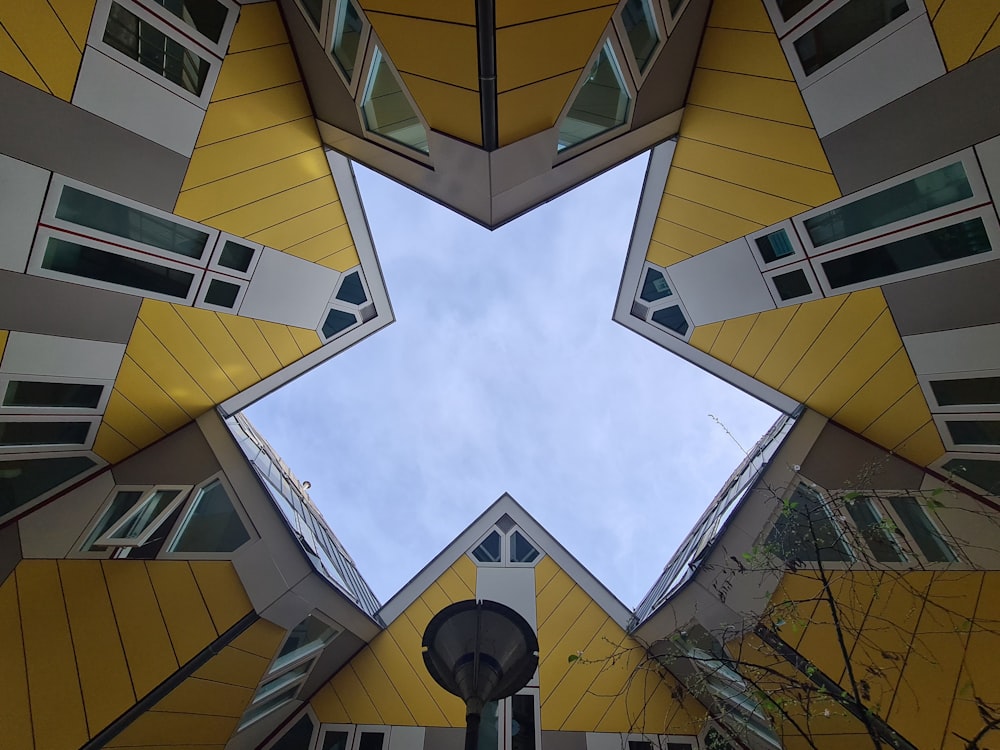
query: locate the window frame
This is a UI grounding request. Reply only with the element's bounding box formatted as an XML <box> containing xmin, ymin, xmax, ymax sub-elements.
<box><xmin>88</xmin><ymin>0</ymin><xmax>231</xmax><ymax>109</ymax></box>
<box><xmin>762</xmin><ymin>261</ymin><xmax>823</xmax><ymax>307</ymax></box>
<box><xmin>92</xmin><ymin>484</ymin><xmax>193</xmax><ymax>548</ymax></box>
<box><xmin>263</xmin><ymin>707</ymin><xmax>321</xmax><ymax>750</ymax></box>
<box><xmin>195</xmin><ymin>271</ymin><xmax>249</xmax><ymax>312</ymax></box>
<box><xmin>499</xmin><ymin>687</ymin><xmax>541</xmax><ymax>750</ymax></box>
<box><xmin>747</xmin><ymin>220</ymin><xmax>808</xmax><ymax>271</ymax></box>
<box><xmin>931</xmin><ymin>452</ymin><xmax>1000</xmax><ymax>498</ymax></box>
<box><xmin>469</xmin><ymin>527</ymin><xmax>505</xmax><ymax>567</ymax></box>
<box><xmin>507</xmin><ymin>528</ymin><xmax>543</xmax><ymax>567</ymax></box>
<box><xmin>918</xmin><ymin>369</ymin><xmax>1000</xmax><ymax>415</ymax></box>
<box><xmin>934</xmin><ymin>413</ymin><xmax>1000</xmax><ymax>453</ymax></box>
<box><xmin>659</xmin><ymin>0</ymin><xmax>692</xmax><ymax>33</ymax></box>
<box><xmin>840</xmin><ymin>494</ymin><xmax>907</xmax><ymax>564</ymax></box>
<box><xmin>0</xmin><ymin>414</ymin><xmax>101</xmax><ymax>453</ymax></box>
<box><xmin>142</xmin><ymin>0</ymin><xmax>239</xmax><ymax>58</ymax></box>
<box><xmin>208</xmin><ymin>233</ymin><xmax>263</xmax><ymax>281</ymax></box>
<box><xmin>351</xmin><ymin>726</ymin><xmax>390</xmax><ymax>750</ymax></box>
<box><xmin>160</xmin><ymin>472</ymin><xmax>256</xmax><ymax>559</ymax></box>
<box><xmin>0</xmin><ymin>374</ymin><xmax>113</xmax><ymax>415</ymax></box>
<box><xmin>0</xmin><ymin>450</ymin><xmax>103</xmax><ymax>526</ymax></box>
<box><xmin>631</xmin><ymin>265</ymin><xmax>693</xmax><ymax>342</ymax></box>
<box><xmin>468</xmin><ymin>525</ymin><xmax>545</xmax><ymax>568</ymax></box>
<box><xmin>316</xmin><ymin>723</ymin><xmax>356</xmax><ymax>750</ymax></box>
<box><xmin>269</xmin><ymin>612</ymin><xmax>343</xmax><ymax>676</ymax></box>
<box><xmin>612</xmin><ymin>0</ymin><xmax>666</xmax><ymax>87</ymax></box>
<box><xmin>293</xmin><ymin>0</ymin><xmax>331</xmax><ymax>44</ymax></box>
<box><xmin>325</xmin><ymin>0</ymin><xmax>372</xmax><ymax>94</ymax></box>
<box><xmin>765</xmin><ymin>481</ymin><xmax>855</xmax><ymax>567</ymax></box>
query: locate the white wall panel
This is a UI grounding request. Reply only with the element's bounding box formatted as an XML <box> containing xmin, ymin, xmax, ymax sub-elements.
<box><xmin>476</xmin><ymin>566</ymin><xmax>537</xmax><ymax>631</ymax></box>
<box><xmin>239</xmin><ymin>249</ymin><xmax>340</xmax><ymax>329</ymax></box>
<box><xmin>73</xmin><ymin>48</ymin><xmax>205</xmax><ymax>157</ymax></box>
<box><xmin>0</xmin><ymin>154</ymin><xmax>49</xmax><ymax>273</ymax></box>
<box><xmin>387</xmin><ymin>727</ymin><xmax>424</xmax><ymax>750</ymax></box>
<box><xmin>803</xmin><ymin>16</ymin><xmax>945</xmax><ymax>137</ymax></box>
<box><xmin>904</xmin><ymin>323</ymin><xmax>1000</xmax><ymax>375</ymax></box>
<box><xmin>668</xmin><ymin>239</ymin><xmax>776</xmax><ymax>326</ymax></box>
<box><xmin>0</xmin><ymin>332</ymin><xmax>126</xmax><ymax>380</ymax></box>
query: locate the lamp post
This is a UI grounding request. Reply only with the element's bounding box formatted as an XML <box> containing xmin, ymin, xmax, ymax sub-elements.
<box><xmin>422</xmin><ymin>600</ymin><xmax>539</xmax><ymax>750</ymax></box>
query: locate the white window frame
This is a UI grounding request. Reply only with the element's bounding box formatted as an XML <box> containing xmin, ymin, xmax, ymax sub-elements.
<box><xmin>160</xmin><ymin>472</ymin><xmax>256</xmax><ymax>559</ymax></box>
<box><xmin>792</xmin><ymin>149</ymin><xmax>990</xmax><ymax>258</ymax></box>
<box><xmin>659</xmin><ymin>0</ymin><xmax>692</xmax><ymax>33</ymax></box>
<box><xmin>195</xmin><ymin>272</ymin><xmax>249</xmax><ymax>313</ymax></box>
<box><xmin>140</xmin><ymin>0</ymin><xmax>240</xmax><ymax>59</ymax></box>
<box><xmin>918</xmin><ymin>369</ymin><xmax>1000</xmax><ymax>415</ymax></box>
<box><xmin>317</xmin><ymin>301</ymin><xmax>362</xmax><ymax>341</ymax></box>
<box><xmin>762</xmin><ymin>261</ymin><xmax>823</xmax><ymax>308</ymax></box>
<box><xmin>208</xmin><ymin>233</ymin><xmax>263</xmax><ymax>281</ymax></box>
<box><xmin>331</xmin><ymin>265</ymin><xmax>371</xmax><ymax>308</ymax></box>
<box><xmin>88</xmin><ymin>0</ymin><xmax>228</xmax><ymax>109</ymax></box>
<box><xmin>0</xmin><ymin>450</ymin><xmax>103</xmax><ymax>526</ymax></box>
<box><xmin>838</xmin><ymin>493</ymin><xmax>908</xmax><ymax>564</ymax></box>
<box><xmin>352</xmin><ymin>726</ymin><xmax>390</xmax><ymax>750</ymax></box>
<box><xmin>325</xmin><ymin>0</ymin><xmax>372</xmax><ymax>95</ymax></box>
<box><xmin>263</xmin><ymin>707</ymin><xmax>322</xmax><ymax>750</ymax></box>
<box><xmin>761</xmin><ymin>0</ymin><xmax>825</xmax><ymax>38</ymax></box>
<box><xmin>748</xmin><ymin>220</ymin><xmax>807</xmax><ymax>272</ymax></box>
<box><xmin>93</xmin><ymin>484</ymin><xmax>193</xmax><ymax>547</ymax></box>
<box><xmin>469</xmin><ymin>527</ymin><xmax>505</xmax><ymax>567</ymax></box>
<box><xmin>934</xmin><ymin>413</ymin><xmax>1000</xmax><ymax>453</ymax></box>
<box><xmin>612</xmin><ymin>0</ymin><xmax>666</xmax><ymax>87</ymax></box>
<box><xmin>507</xmin><ymin>527</ymin><xmax>543</xmax><ymax>567</ymax></box>
<box><xmin>634</xmin><ymin>265</ymin><xmax>694</xmax><ymax>342</ymax></box>
<box><xmin>315</xmin><ymin>723</ymin><xmax>355</xmax><ymax>750</ymax></box>
<box><xmin>931</xmin><ymin>451</ymin><xmax>1000</xmax><ymax>498</ymax></box>
<box><xmin>294</xmin><ymin>0</ymin><xmax>331</xmax><ymax>45</ymax></box>
<box><xmin>765</xmin><ymin>480</ymin><xmax>855</xmax><ymax>568</ymax></box>
<box><xmin>270</xmin><ymin>612</ymin><xmax>343</xmax><ymax>675</ymax></box>
<box><xmin>776</xmin><ymin>0</ymin><xmax>925</xmax><ymax>86</ymax></box>
<box><xmin>498</xmin><ymin>688</ymin><xmax>541</xmax><ymax>750</ymax></box>
<box><xmin>0</xmin><ymin>414</ymin><xmax>101</xmax><ymax>454</ymax></box>
<box><xmin>0</xmin><ymin>374</ymin><xmax>114</xmax><ymax>415</ymax></box>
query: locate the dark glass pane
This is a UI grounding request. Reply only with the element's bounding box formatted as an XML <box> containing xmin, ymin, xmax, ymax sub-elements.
<box><xmin>170</xmin><ymin>480</ymin><xmax>250</xmax><ymax>552</ymax></box>
<box><xmin>123</xmin><ymin>498</ymin><xmax>187</xmax><ymax>559</ymax></box>
<box><xmin>358</xmin><ymin>732</ymin><xmax>385</xmax><ymax>750</ymax></box>
<box><xmin>754</xmin><ymin>229</ymin><xmax>795</xmax><ymax>264</ymax></box>
<box><xmin>511</xmin><ymin>531</ymin><xmax>539</xmax><ymax>563</ymax></box>
<box><xmin>793</xmin><ymin>0</ymin><xmax>909</xmax><ymax>76</ymax></box>
<box><xmin>804</xmin><ymin>162</ymin><xmax>972</xmax><ymax>248</ymax></box>
<box><xmin>776</xmin><ymin>0</ymin><xmax>812</xmax><ymax>21</ymax></box>
<box><xmin>57</xmin><ymin>186</ymin><xmax>209</xmax><ymax>259</ymax></box>
<box><xmin>3</xmin><ymin>380</ymin><xmax>103</xmax><ymax>409</ymax></box>
<box><xmin>772</xmin><ymin>268</ymin><xmax>812</xmax><ymax>301</ymax></box>
<box><xmin>0</xmin><ymin>456</ymin><xmax>96</xmax><ymax>517</ymax></box>
<box><xmin>104</xmin><ymin>2</ymin><xmax>211</xmax><ymax>94</ymax></box>
<box><xmin>511</xmin><ymin>694</ymin><xmax>536</xmax><ymax>750</ymax></box>
<box><xmin>361</xmin><ymin>48</ymin><xmax>428</xmax><ymax>153</ymax></box>
<box><xmin>42</xmin><ymin>238</ymin><xmax>195</xmax><ymax>299</ymax></box>
<box><xmin>622</xmin><ymin>0</ymin><xmax>659</xmax><ymax>72</ymax></box>
<box><xmin>0</xmin><ymin>420</ymin><xmax>90</xmax><ymax>446</ymax></box>
<box><xmin>83</xmin><ymin>490</ymin><xmax>145</xmax><ymax>550</ymax></box>
<box><xmin>667</xmin><ymin>0</ymin><xmax>684</xmax><ymax>15</ymax></box>
<box><xmin>323</xmin><ymin>731</ymin><xmax>350</xmax><ymax>750</ymax></box>
<box><xmin>322</xmin><ymin>308</ymin><xmax>358</xmax><ymax>339</ymax></box>
<box><xmin>947</xmin><ymin>419</ymin><xmax>1000</xmax><ymax>447</ymax></box>
<box><xmin>558</xmin><ymin>44</ymin><xmax>630</xmax><ymax>151</ymax></box>
<box><xmin>766</xmin><ymin>484</ymin><xmax>851</xmax><ymax>562</ymax></box>
<box><xmin>109</xmin><ymin>488</ymin><xmax>183</xmax><ymax>540</ymax></box>
<box><xmin>931</xmin><ymin>376</ymin><xmax>1000</xmax><ymax>407</ymax></box>
<box><xmin>332</xmin><ymin>0</ymin><xmax>364</xmax><ymax>80</ymax></box>
<box><xmin>278</xmin><ymin>615</ymin><xmax>337</xmax><ymax>661</ymax></box>
<box><xmin>667</xmin><ymin>744</ymin><xmax>695</xmax><ymax>750</ymax></box>
<box><xmin>821</xmin><ymin>218</ymin><xmax>991</xmax><ymax>290</ymax></box>
<box><xmin>888</xmin><ymin>497</ymin><xmax>957</xmax><ymax>562</ymax></box>
<box><xmin>943</xmin><ymin>458</ymin><xmax>1000</xmax><ymax>495</ymax></box>
<box><xmin>152</xmin><ymin>0</ymin><xmax>228</xmax><ymax>42</ymax></box>
<box><xmin>300</xmin><ymin>0</ymin><xmax>323</xmax><ymax>28</ymax></box>
<box><xmin>845</xmin><ymin>498</ymin><xmax>904</xmax><ymax>562</ymax></box>
<box><xmin>640</xmin><ymin>268</ymin><xmax>671</xmax><ymax>302</ymax></box>
<box><xmin>477</xmin><ymin>701</ymin><xmax>499</xmax><ymax>750</ymax></box>
<box><xmin>629</xmin><ymin>742</ymin><xmax>653</xmax><ymax>750</ymax></box>
<box><xmin>651</xmin><ymin>305</ymin><xmax>688</xmax><ymax>336</ymax></box>
<box><xmin>219</xmin><ymin>241</ymin><xmax>255</xmax><ymax>271</ymax></box>
<box><xmin>336</xmin><ymin>271</ymin><xmax>368</xmax><ymax>304</ymax></box>
<box><xmin>473</xmin><ymin>530</ymin><xmax>502</xmax><ymax>562</ymax></box>
<box><xmin>270</xmin><ymin>714</ymin><xmax>315</xmax><ymax>750</ymax></box>
<box><xmin>205</xmin><ymin>278</ymin><xmax>241</xmax><ymax>308</ymax></box>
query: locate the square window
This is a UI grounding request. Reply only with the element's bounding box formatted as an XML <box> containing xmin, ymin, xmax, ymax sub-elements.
<box><xmin>205</xmin><ymin>278</ymin><xmax>241</xmax><ymax>308</ymax></box>
<box><xmin>772</xmin><ymin>268</ymin><xmax>812</xmax><ymax>301</ymax></box>
<box><xmin>754</xmin><ymin>229</ymin><xmax>795</xmax><ymax>264</ymax></box>
<box><xmin>218</xmin><ymin>241</ymin><xmax>255</xmax><ymax>272</ymax></box>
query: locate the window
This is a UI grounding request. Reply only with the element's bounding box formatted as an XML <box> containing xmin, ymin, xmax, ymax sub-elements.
<box><xmin>558</xmin><ymin>41</ymin><xmax>631</xmax><ymax>152</ymax></box>
<box><xmin>510</xmin><ymin>693</ymin><xmax>537</xmax><ymax>750</ymax></box>
<box><xmin>620</xmin><ymin>0</ymin><xmax>660</xmax><ymax>73</ymax></box>
<box><xmin>929</xmin><ymin>375</ymin><xmax>1000</xmax><ymax>410</ymax></box>
<box><xmin>944</xmin><ymin>418</ymin><xmax>1000</xmax><ymax>448</ymax></box>
<box><xmin>320</xmin><ymin>729</ymin><xmax>352</xmax><ymax>750</ymax></box>
<box><xmin>241</xmin><ymin>682</ymin><xmax>302</xmax><ymax>728</ymax></box>
<box><xmin>0</xmin><ymin>455</ymin><xmax>97</xmax><ymax>520</ymax></box>
<box><xmin>888</xmin><ymin>497</ymin><xmax>957</xmax><ymax>563</ymax></box>
<box><xmin>270</xmin><ymin>714</ymin><xmax>317</xmax><ymax>750</ymax></box>
<box><xmin>150</xmin><ymin>0</ymin><xmax>229</xmax><ymax>44</ymax></box>
<box><xmin>510</xmin><ymin>531</ymin><xmax>539</xmax><ymax>564</ymax></box>
<box><xmin>361</xmin><ymin>46</ymin><xmax>429</xmax><ymax>154</ymax></box>
<box><xmin>774</xmin><ymin>0</ymin><xmax>813</xmax><ymax>21</ymax></box>
<box><xmin>81</xmin><ymin>489</ymin><xmax>144</xmax><ymax>551</ymax></box>
<box><xmin>273</xmin><ymin>615</ymin><xmax>341</xmax><ymax>672</ymax></box>
<box><xmin>321</xmin><ymin>308</ymin><xmax>358</xmax><ymax>339</ymax></box>
<box><xmin>167</xmin><ymin>479</ymin><xmax>250</xmax><ymax>553</ymax></box>
<box><xmin>203</xmin><ymin>278</ymin><xmax>241</xmax><ymax>308</ymax></box>
<box><xmin>941</xmin><ymin>456</ymin><xmax>1000</xmax><ymax>495</ymax></box>
<box><xmin>470</xmin><ymin>526</ymin><xmax>544</xmax><ymax>567</ymax></box>
<box><xmin>0</xmin><ymin>418</ymin><xmax>94</xmax><ymax>449</ymax></box>
<box><xmin>766</xmin><ymin>484</ymin><xmax>852</xmax><ymax>563</ymax></box>
<box><xmin>331</xmin><ymin>0</ymin><xmax>364</xmax><ymax>82</ymax></box>
<box><xmin>336</xmin><ymin>271</ymin><xmax>368</xmax><ymax>305</ymax></box>
<box><xmin>473</xmin><ymin>530</ymin><xmax>502</xmax><ymax>563</ymax></box>
<box><xmin>92</xmin><ymin>486</ymin><xmax>191</xmax><ymax>547</ymax></box>
<box><xmin>755</xmin><ymin>229</ymin><xmax>796</xmax><ymax>264</ymax></box>
<box><xmin>2</xmin><ymin>380</ymin><xmax>104</xmax><ymax>411</ymax></box>
<box><xmin>640</xmin><ymin>267</ymin><xmax>672</xmax><ymax>302</ymax></box>
<box><xmin>357</xmin><ymin>731</ymin><xmax>386</xmax><ymax>750</ymax></box>
<box><xmin>297</xmin><ymin>0</ymin><xmax>323</xmax><ymax>30</ymax></box>
<box><xmin>771</xmin><ymin>268</ymin><xmax>812</xmax><ymax>301</ymax></box>
<box><xmin>218</xmin><ymin>241</ymin><xmax>255</xmax><ymax>273</ymax></box>
<box><xmin>651</xmin><ymin>305</ymin><xmax>689</xmax><ymax>336</ymax></box>
<box><xmin>844</xmin><ymin>496</ymin><xmax>905</xmax><ymax>563</ymax></box>
<box><xmin>792</xmin><ymin>0</ymin><xmax>909</xmax><ymax>77</ymax></box>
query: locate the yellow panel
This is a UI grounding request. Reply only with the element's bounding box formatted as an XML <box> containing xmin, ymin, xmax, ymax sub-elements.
<box><xmin>657</xmin><ymin>194</ymin><xmax>762</xmax><ymax>245</ymax></box>
<box><xmin>17</xmin><ymin>561</ymin><xmax>89</xmax><ymax>749</ymax></box>
<box><xmin>206</xmin><ymin>179</ymin><xmax>340</xmax><ymax>240</ymax></box>
<box><xmin>249</xmin><ymin>202</ymin><xmax>350</xmax><ymax>251</ymax></box>
<box><xmin>103</xmin><ymin>561</ymin><xmax>180</xmax><ymax>698</ymax></box>
<box><xmin>931</xmin><ymin>1</ymin><xmax>1000</xmax><ymax>69</ymax></box>
<box><xmin>534</xmin><ymin>554</ymin><xmax>559</xmax><ymax>593</ymax></box>
<box><xmin>255</xmin><ymin>321</ymin><xmax>302</xmax><ymax>367</ymax></box>
<box><xmin>195</xmin><ymin>645</ymin><xmax>269</xmax><ymax>688</ymax></box>
<box><xmin>102</xmin><ymin>390</ymin><xmax>167</xmax><ymax>453</ymax></box>
<box><xmin>92</xmin><ymin>423</ymin><xmax>139</xmax><ymax>465</ymax></box>
<box><xmin>806</xmin><ymin>310</ymin><xmax>902</xmax><ymax>417</ymax></box>
<box><xmin>330</xmin><ymin>664</ymin><xmax>384</xmax><ymax>724</ymax></box>
<box><xmin>672</xmin><ymin>138</ymin><xmax>840</xmax><ymax>207</ymax></box>
<box><xmin>862</xmin><ymin>386</ymin><xmax>934</xmax><ymax>452</ymax></box>
<box><xmin>779</xmin><ymin>289</ymin><xmax>887</xmax><ymax>401</ymax></box>
<box><xmin>178</xmin><ymin>149</ymin><xmax>335</xmax><ymax>223</ymax></box>
<box><xmin>924</xmin><ymin>0</ymin><xmax>946</xmax><ymax>16</ymax></box>
<box><xmin>127</xmin><ymin>319</ymin><xmax>215</xmax><ymax>416</ymax></box>
<box><xmin>496</xmin><ymin>0</ymin><xmax>613</xmax><ymax>27</ymax></box>
<box><xmin>416</xmin><ymin>581</ymin><xmax>451</xmax><ymax>618</ymax></box>
<box><xmin>228</xmin><ymin>1</ymin><xmax>289</xmax><ymax>53</ymax></box>
<box><xmin>435</xmin><ymin>563</ymin><xmax>475</xmax><ymax>602</ymax></box>
<box><xmin>230</xmin><ymin>617</ymin><xmax>284</xmax><ymax>659</ymax></box>
<box><xmin>497</xmin><ymin>70</ymin><xmax>580</xmax><ymax>146</ymax></box>
<box><xmin>197</xmin><ymin>83</ymin><xmax>313</xmax><ymax>147</ymax></box>
<box><xmin>687</xmin><ymin>321</ymin><xmax>722</xmax><ymax>356</ymax></box>
<box><xmin>662</xmin><ymin>167</ymin><xmax>810</xmax><ymax>226</ymax></box>
<box><xmin>189</xmin><ymin>562</ymin><xmax>253</xmax><ymax>633</ymax></box>
<box><xmin>650</xmin><ymin>217</ymin><xmax>721</xmax><ymax>256</ymax></box>
<box><xmin>755</xmin><ymin>297</ymin><xmax>846</xmax><ymax>389</ymax></box>
<box><xmin>48</xmin><ymin>0</ymin><xmax>96</xmax><ymax>51</ymax></box>
<box><xmin>696</xmin><ymin>26</ymin><xmax>793</xmax><ymax>81</ymax></box>
<box><xmin>833</xmin><ymin>349</ymin><xmax>917</xmax><ymax>434</ymax></box>
<box><xmin>536</xmin><ymin>568</ymin><xmax>575</xmax><ymax>627</ymax></box>
<box><xmin>284</xmin><ymin>225</ymin><xmax>353</xmax><ymax>264</ymax></box>
<box><xmin>401</xmin><ymin>73</ymin><xmax>482</xmax><ymax>146</ymax></box>
<box><xmin>154</xmin><ymin>676</ymin><xmax>253</xmax><ymax>717</ymax></box>
<box><xmin>146</xmin><ymin>561</ymin><xmax>220</xmax><ymax>665</ymax></box>
<box><xmin>729</xmin><ymin>305</ymin><xmax>797</xmax><ymax>377</ymax></box>
<box><xmin>496</xmin><ymin>8</ymin><xmax>612</xmax><ymax>92</ymax></box>
<box><xmin>348</xmin><ymin>647</ymin><xmax>415</xmax><ymax>725</ymax></box>
<box><xmin>172</xmin><ymin>307</ymin><xmax>260</xmax><ymax>390</ymax></box>
<box><xmin>140</xmin><ymin>302</ymin><xmax>238</xmax><ymax>404</ymax></box>
<box><xmin>895</xmin><ymin>419</ymin><xmax>945</xmax><ymax>467</ymax></box>
<box><xmin>0</xmin><ymin>0</ymin><xmax>81</xmax><ymax>100</ymax></box>
<box><xmin>316</xmin><ymin>244</ymin><xmax>362</xmax><ymax>271</ymax></box>
<box><xmin>114</xmin><ymin>355</ymin><xmax>190</xmax><ymax>433</ymax></box>
<box><xmin>0</xmin><ymin>576</ymin><xmax>35</xmax><ymax>750</ymax></box>
<box><xmin>218</xmin><ymin>315</ymin><xmax>283</xmax><ymax>378</ymax></box>
<box><xmin>59</xmin><ymin>561</ymin><xmax>137</xmax><ymax>737</ymax></box>
<box><xmin>288</xmin><ymin>326</ymin><xmax>323</xmax><ymax>355</ymax></box>
<box><xmin>973</xmin><ymin>14</ymin><xmax>1000</xmax><ymax>59</ymax></box>
<box><xmin>363</xmin><ymin>629</ymin><xmax>449</xmax><ymax>725</ymax></box>
<box><xmin>710</xmin><ymin>315</ymin><xmax>757</xmax><ymax>365</ymax></box>
<box><xmin>212</xmin><ymin>44</ymin><xmax>301</xmax><ymax>102</ymax></box>
<box><xmin>312</xmin><ymin>683</ymin><xmax>352</xmax><ymax>723</ymax></box>
<box><xmin>107</xmin><ymin>711</ymin><xmax>238</xmax><ymax>747</ymax></box>
<box><xmin>687</xmin><ymin>70</ymin><xmax>812</xmax><ymax>129</ymax></box>
<box><xmin>367</xmin><ymin>14</ymin><xmax>478</xmax><ymax>91</ymax></box>
<box><xmin>361</xmin><ymin>0</ymin><xmax>476</xmax><ymax>25</ymax></box>
<box><xmin>708</xmin><ymin>0</ymin><xmax>774</xmax><ymax>32</ymax></box>
<box><xmin>0</xmin><ymin>23</ymin><xmax>48</xmax><ymax>92</ymax></box>
<box><xmin>392</xmin><ymin>612</ymin><xmax>463</xmax><ymax>724</ymax></box>
<box><xmin>680</xmin><ymin>105</ymin><xmax>832</xmax><ymax>173</ymax></box>
<box><xmin>645</xmin><ymin>239</ymin><xmax>691</xmax><ymax>268</ymax></box>
<box><xmin>180</xmin><ymin>118</ymin><xmax>322</xmax><ymax>190</ymax></box>
<box><xmin>538</xmin><ymin>600</ymin><xmax>610</xmax><ymax>723</ymax></box>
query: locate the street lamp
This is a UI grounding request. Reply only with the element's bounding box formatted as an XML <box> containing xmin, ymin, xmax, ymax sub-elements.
<box><xmin>422</xmin><ymin>599</ymin><xmax>539</xmax><ymax>750</ymax></box>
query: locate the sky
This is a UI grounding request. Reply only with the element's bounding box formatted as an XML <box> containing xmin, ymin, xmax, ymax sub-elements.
<box><xmin>247</xmin><ymin>153</ymin><xmax>779</xmax><ymax>608</ymax></box>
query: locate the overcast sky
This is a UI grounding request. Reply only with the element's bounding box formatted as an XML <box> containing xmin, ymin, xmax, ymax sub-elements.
<box><xmin>247</xmin><ymin>154</ymin><xmax>779</xmax><ymax>608</ymax></box>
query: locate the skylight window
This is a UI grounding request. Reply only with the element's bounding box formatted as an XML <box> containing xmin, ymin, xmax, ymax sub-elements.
<box><xmin>558</xmin><ymin>41</ymin><xmax>631</xmax><ymax>152</ymax></box>
<box><xmin>361</xmin><ymin>47</ymin><xmax>429</xmax><ymax>154</ymax></box>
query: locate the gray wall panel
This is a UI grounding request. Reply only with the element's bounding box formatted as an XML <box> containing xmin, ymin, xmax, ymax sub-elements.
<box><xmin>801</xmin><ymin>423</ymin><xmax>924</xmax><ymax>491</ymax></box>
<box><xmin>541</xmin><ymin>731</ymin><xmax>588</xmax><ymax>750</ymax></box>
<box><xmin>0</xmin><ymin>72</ymin><xmax>188</xmax><ymax>211</ymax></box>
<box><xmin>112</xmin><ymin>423</ymin><xmax>222</xmax><ymax>486</ymax></box>
<box><xmin>822</xmin><ymin>47</ymin><xmax>1000</xmax><ymax>194</ymax></box>
<box><xmin>423</xmin><ymin>728</ymin><xmax>464</xmax><ymax>750</ymax></box>
<box><xmin>883</xmin><ymin>259</ymin><xmax>1000</xmax><ymax>336</ymax></box>
<box><xmin>0</xmin><ymin>269</ymin><xmax>141</xmax><ymax>344</ymax></box>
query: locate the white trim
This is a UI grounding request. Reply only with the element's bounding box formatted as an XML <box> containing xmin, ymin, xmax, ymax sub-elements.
<box><xmin>352</xmin><ymin>726</ymin><xmax>390</xmax><ymax>750</ymax></box>
<box><xmin>612</xmin><ymin>0</ymin><xmax>666</xmax><ymax>88</ymax></box>
<box><xmin>208</xmin><ymin>233</ymin><xmax>262</xmax><ymax>280</ymax></box>
<box><xmin>356</xmin><ymin>40</ymin><xmax>432</xmax><ymax>161</ymax></box>
<box><xmin>0</xmin><ymin>374</ymin><xmax>113</xmax><ymax>416</ymax></box>
<box><xmin>261</xmin><ymin>707</ymin><xmax>321</xmax><ymax>749</ymax></box>
<box><xmin>919</xmin><ymin>370</ymin><xmax>1000</xmax><ymax>415</ymax></box>
<box><xmin>934</xmin><ymin>413</ymin><xmax>1000</xmax><ymax>453</ymax></box>
<box><xmin>761</xmin><ymin>0</ymin><xmax>823</xmax><ymax>38</ymax></box>
<box><xmin>507</xmin><ymin>527</ymin><xmax>544</xmax><ymax>567</ymax></box>
<box><xmin>160</xmin><ymin>472</ymin><xmax>257</xmax><ymax>559</ymax></box>
<box><xmin>269</xmin><ymin>612</ymin><xmax>343</xmax><ymax>675</ymax></box>
<box><xmin>762</xmin><ymin>261</ymin><xmax>823</xmax><ymax>308</ymax></box>
<box><xmin>325</xmin><ymin>0</ymin><xmax>371</xmax><ymax>95</ymax></box>
<box><xmin>659</xmin><ymin>0</ymin><xmax>692</xmax><ymax>34</ymax></box>
<box><xmin>138</xmin><ymin>0</ymin><xmax>240</xmax><ymax>58</ymax></box>
<box><xmin>0</xmin><ymin>414</ymin><xmax>101</xmax><ymax>453</ymax></box>
<box><xmin>293</xmin><ymin>0</ymin><xmax>330</xmax><ymax>45</ymax></box>
<box><xmin>94</xmin><ymin>484</ymin><xmax>192</xmax><ymax>546</ymax></box>
<box><xmin>316</xmin><ymin>723</ymin><xmax>356</xmax><ymax>750</ymax></box>
<box><xmin>468</xmin><ymin>526</ymin><xmax>504</xmax><ymax>567</ymax></box>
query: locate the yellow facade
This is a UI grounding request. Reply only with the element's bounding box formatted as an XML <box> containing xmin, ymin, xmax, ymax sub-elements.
<box><xmin>926</xmin><ymin>0</ymin><xmax>1000</xmax><ymax>69</ymax></box>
